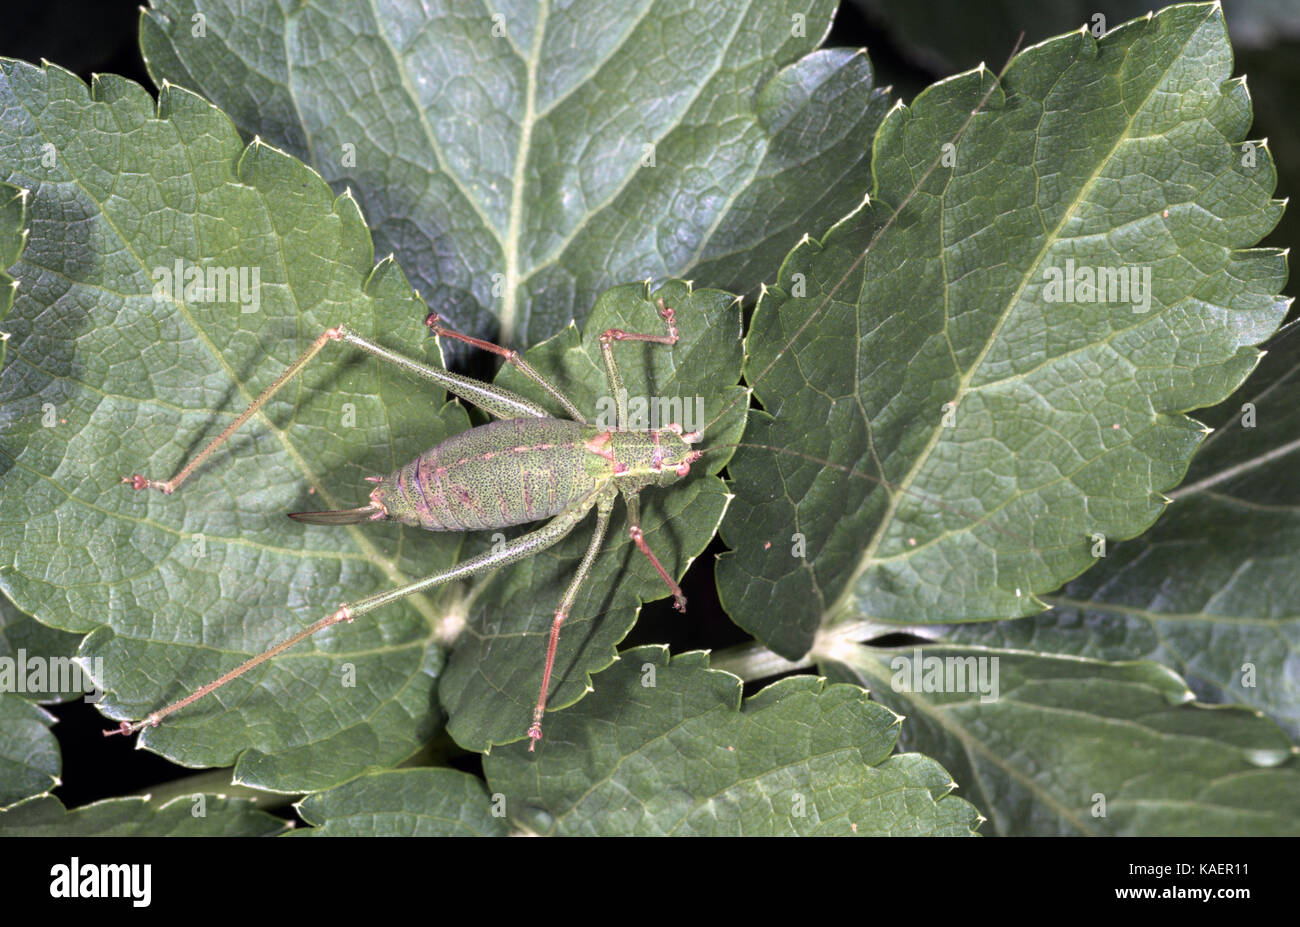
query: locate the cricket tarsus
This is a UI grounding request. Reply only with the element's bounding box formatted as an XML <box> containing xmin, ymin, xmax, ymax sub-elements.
<box><xmin>116</xmin><ymin>301</ymin><xmax>697</xmax><ymax>750</ymax></box>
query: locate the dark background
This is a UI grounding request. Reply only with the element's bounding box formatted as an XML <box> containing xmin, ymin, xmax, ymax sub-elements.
<box><xmin>3</xmin><ymin>0</ymin><xmax>1295</xmax><ymax>812</ymax></box>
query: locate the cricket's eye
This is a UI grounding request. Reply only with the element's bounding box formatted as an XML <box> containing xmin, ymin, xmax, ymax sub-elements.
<box><xmin>675</xmin><ymin>461</ymin><xmax>691</xmax><ymax>477</ymax></box>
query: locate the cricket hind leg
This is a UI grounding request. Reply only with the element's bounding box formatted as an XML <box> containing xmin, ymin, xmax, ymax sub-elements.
<box><xmin>106</xmin><ymin>489</ymin><xmax>603</xmax><ymax>738</ymax></box>
<box><xmin>123</xmin><ymin>325</ymin><xmax>553</xmax><ymax>495</ymax></box>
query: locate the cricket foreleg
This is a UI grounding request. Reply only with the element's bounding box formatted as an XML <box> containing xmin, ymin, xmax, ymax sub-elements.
<box><xmin>123</xmin><ymin>326</ymin><xmax>555</xmax><ymax>495</ymax></box>
<box><xmin>106</xmin><ymin>491</ymin><xmax>603</xmax><ymax>738</ymax></box>
<box><xmin>622</xmin><ymin>490</ymin><xmax>687</xmax><ymax>612</ymax></box>
<box><xmin>598</xmin><ymin>298</ymin><xmax>679</xmax><ymax>430</ymax></box>
<box><xmin>425</xmin><ymin>312</ymin><xmax>587</xmax><ymax>423</ymax></box>
<box><xmin>529</xmin><ymin>491</ymin><xmax>615</xmax><ymax>751</ymax></box>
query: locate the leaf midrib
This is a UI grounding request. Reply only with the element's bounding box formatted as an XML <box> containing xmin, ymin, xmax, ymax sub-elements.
<box><xmin>499</xmin><ymin>1</ymin><xmax>547</xmax><ymax>343</ymax></box>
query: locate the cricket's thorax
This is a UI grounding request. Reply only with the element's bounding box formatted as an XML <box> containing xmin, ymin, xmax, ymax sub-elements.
<box><xmin>369</xmin><ymin>418</ymin><xmax>702</xmax><ymax>531</ymax></box>
<box><xmin>588</xmin><ymin>427</ymin><xmax>703</xmax><ymax>493</ymax></box>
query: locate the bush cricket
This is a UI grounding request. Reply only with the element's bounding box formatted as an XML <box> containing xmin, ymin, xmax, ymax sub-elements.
<box><xmin>109</xmin><ymin>298</ymin><xmax>709</xmax><ymax>750</ymax></box>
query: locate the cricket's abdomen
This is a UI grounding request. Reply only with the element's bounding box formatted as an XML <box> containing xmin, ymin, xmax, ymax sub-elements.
<box><xmin>373</xmin><ymin>418</ymin><xmax>607</xmax><ymax>531</ymax></box>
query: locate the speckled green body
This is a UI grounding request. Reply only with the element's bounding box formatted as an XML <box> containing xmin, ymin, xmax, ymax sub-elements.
<box><xmin>371</xmin><ymin>417</ymin><xmax>698</xmax><ymax>532</ymax></box>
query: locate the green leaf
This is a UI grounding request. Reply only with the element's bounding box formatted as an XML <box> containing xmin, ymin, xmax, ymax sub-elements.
<box><xmin>440</xmin><ymin>281</ymin><xmax>746</xmax><ymax>752</ymax></box>
<box><xmin>0</xmin><ymin>189</ymin><xmax>69</xmax><ymax>810</ymax></box>
<box><xmin>857</xmin><ymin>2</ymin><xmax>1300</xmax><ymax>277</ymax></box>
<box><xmin>852</xmin><ymin>0</ymin><xmax>1300</xmax><ymax>77</ymax></box>
<box><xmin>295</xmin><ymin>768</ymin><xmax>507</xmax><ymax>836</ymax></box>
<box><xmin>0</xmin><ymin>793</ymin><xmax>287</xmax><ymax>836</ymax></box>
<box><xmin>0</xmin><ymin>61</ymin><xmax>467</xmax><ymax>792</ymax></box>
<box><xmin>952</xmin><ymin>319</ymin><xmax>1300</xmax><ymax>738</ymax></box>
<box><xmin>718</xmin><ymin>3</ymin><xmax>1289</xmax><ymax>660</ymax></box>
<box><xmin>823</xmin><ymin>644</ymin><xmax>1300</xmax><ymax>835</ymax></box>
<box><xmin>0</xmin><ymin>696</ymin><xmax>59</xmax><ymax>809</ymax></box>
<box><xmin>1</xmin><ymin>595</ymin><xmax>87</xmax><ymax>706</ymax></box>
<box><xmin>139</xmin><ymin>0</ymin><xmax>891</xmax><ymax>346</ymax></box>
<box><xmin>0</xmin><ymin>596</ymin><xmax>81</xmax><ymax>808</ymax></box>
<box><xmin>0</xmin><ymin>183</ymin><xmax>25</xmax><ymax>377</ymax></box>
<box><xmin>482</xmin><ymin>646</ymin><xmax>982</xmax><ymax>835</ymax></box>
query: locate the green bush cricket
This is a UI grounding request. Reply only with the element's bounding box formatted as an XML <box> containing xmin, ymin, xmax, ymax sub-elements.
<box><xmin>110</xmin><ymin>297</ymin><xmax>708</xmax><ymax>750</ymax></box>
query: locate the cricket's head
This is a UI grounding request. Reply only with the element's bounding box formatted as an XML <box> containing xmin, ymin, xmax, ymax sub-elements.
<box><xmin>604</xmin><ymin>424</ymin><xmax>703</xmax><ymax>491</ymax></box>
